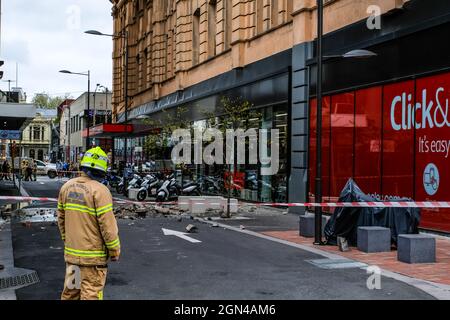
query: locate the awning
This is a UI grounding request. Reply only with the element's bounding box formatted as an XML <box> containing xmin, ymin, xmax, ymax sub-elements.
<box><xmin>0</xmin><ymin>103</ymin><xmax>36</xmax><ymax>131</ymax></box>
<box><xmin>82</xmin><ymin>124</ymin><xmax>133</xmax><ymax>138</ymax></box>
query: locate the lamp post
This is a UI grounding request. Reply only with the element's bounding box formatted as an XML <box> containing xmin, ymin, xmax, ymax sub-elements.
<box><xmin>314</xmin><ymin>1</ymin><xmax>377</xmax><ymax>244</ymax></box>
<box><xmin>315</xmin><ymin>0</ymin><xmax>324</xmax><ymax>245</ymax></box>
<box><xmin>93</xmin><ymin>83</ymin><xmax>101</xmax><ymax>127</ymax></box>
<box><xmin>85</xmin><ymin>29</ymin><xmax>129</xmax><ymax>167</ymax></box>
<box><xmin>59</xmin><ymin>70</ymin><xmax>91</xmax><ymax>150</ymax></box>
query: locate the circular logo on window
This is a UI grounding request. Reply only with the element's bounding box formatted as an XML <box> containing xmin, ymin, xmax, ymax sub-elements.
<box><xmin>423</xmin><ymin>163</ymin><xmax>439</xmax><ymax>196</ymax></box>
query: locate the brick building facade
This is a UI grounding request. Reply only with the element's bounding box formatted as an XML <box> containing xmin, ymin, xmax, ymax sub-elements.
<box><xmin>108</xmin><ymin>0</ymin><xmax>450</xmax><ymax>233</ymax></box>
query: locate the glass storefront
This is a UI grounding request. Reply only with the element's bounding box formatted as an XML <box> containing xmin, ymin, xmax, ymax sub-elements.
<box><xmin>188</xmin><ymin>103</ymin><xmax>288</xmax><ymax>203</ymax></box>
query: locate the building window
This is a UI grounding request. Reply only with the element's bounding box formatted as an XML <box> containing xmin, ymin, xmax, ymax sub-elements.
<box><xmin>208</xmin><ymin>0</ymin><xmax>217</xmax><ymax>57</ymax></box>
<box><xmin>29</xmin><ymin>149</ymin><xmax>35</xmax><ymax>159</ymax></box>
<box><xmin>38</xmin><ymin>150</ymin><xmax>44</xmax><ymax>161</ymax></box>
<box><xmin>192</xmin><ymin>7</ymin><xmax>200</xmax><ymax>65</ymax></box>
<box><xmin>224</xmin><ymin>0</ymin><xmax>232</xmax><ymax>50</ymax></box>
<box><xmin>271</xmin><ymin>0</ymin><xmax>279</xmax><ymax>28</ymax></box>
<box><xmin>256</xmin><ymin>0</ymin><xmax>264</xmax><ymax>34</ymax></box>
<box><xmin>33</xmin><ymin>126</ymin><xmax>41</xmax><ymax>141</ymax></box>
<box><xmin>65</xmin><ymin>120</ymin><xmax>68</xmax><ymax>135</ymax></box>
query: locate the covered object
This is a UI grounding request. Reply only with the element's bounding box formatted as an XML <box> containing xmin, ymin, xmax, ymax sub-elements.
<box><xmin>324</xmin><ymin>179</ymin><xmax>420</xmax><ymax>246</ymax></box>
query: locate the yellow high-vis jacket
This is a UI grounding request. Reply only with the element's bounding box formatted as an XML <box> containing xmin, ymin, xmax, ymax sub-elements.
<box><xmin>57</xmin><ymin>172</ymin><xmax>121</xmax><ymax>266</ymax></box>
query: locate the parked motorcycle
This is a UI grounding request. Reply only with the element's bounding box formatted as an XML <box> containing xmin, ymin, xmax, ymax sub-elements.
<box><xmin>126</xmin><ymin>174</ymin><xmax>144</xmax><ymax>197</ymax></box>
<box><xmin>104</xmin><ymin>169</ymin><xmax>121</xmax><ymax>188</ymax></box>
<box><xmin>198</xmin><ymin>175</ymin><xmax>224</xmax><ymax>194</ymax></box>
<box><xmin>156</xmin><ymin>174</ymin><xmax>202</xmax><ymax>202</ymax></box>
<box><xmin>136</xmin><ymin>173</ymin><xmax>161</xmax><ymax>201</ymax></box>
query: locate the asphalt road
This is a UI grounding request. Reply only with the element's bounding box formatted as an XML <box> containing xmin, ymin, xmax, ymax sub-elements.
<box><xmin>10</xmin><ymin>176</ymin><xmax>435</xmax><ymax>300</ymax></box>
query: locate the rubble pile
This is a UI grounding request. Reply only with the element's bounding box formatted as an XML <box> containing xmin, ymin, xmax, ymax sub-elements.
<box><xmin>15</xmin><ymin>208</ymin><xmax>57</xmax><ymax>223</ymax></box>
<box><xmin>113</xmin><ymin>203</ymin><xmax>189</xmax><ymax>220</ymax></box>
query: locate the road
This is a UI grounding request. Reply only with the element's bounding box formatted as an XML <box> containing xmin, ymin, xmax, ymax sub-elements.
<box><xmin>8</xmin><ymin>176</ymin><xmax>435</xmax><ymax>300</ymax></box>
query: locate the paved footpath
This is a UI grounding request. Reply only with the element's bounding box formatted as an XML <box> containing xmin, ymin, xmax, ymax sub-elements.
<box><xmin>214</xmin><ymin>210</ymin><xmax>450</xmax><ymax>299</ymax></box>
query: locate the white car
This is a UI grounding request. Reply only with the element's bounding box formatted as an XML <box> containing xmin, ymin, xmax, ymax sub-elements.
<box><xmin>34</xmin><ymin>160</ymin><xmax>58</xmax><ymax>179</ymax></box>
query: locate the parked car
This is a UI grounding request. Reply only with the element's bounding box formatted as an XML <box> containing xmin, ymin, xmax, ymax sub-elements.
<box><xmin>34</xmin><ymin>160</ymin><xmax>57</xmax><ymax>179</ymax></box>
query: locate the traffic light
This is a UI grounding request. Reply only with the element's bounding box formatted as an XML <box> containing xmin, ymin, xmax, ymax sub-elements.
<box><xmin>0</xmin><ymin>60</ymin><xmax>4</xmax><ymax>79</ymax></box>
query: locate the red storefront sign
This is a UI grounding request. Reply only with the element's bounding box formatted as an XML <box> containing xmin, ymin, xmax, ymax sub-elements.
<box><xmin>309</xmin><ymin>71</ymin><xmax>450</xmax><ymax>233</ymax></box>
<box><xmin>224</xmin><ymin>171</ymin><xmax>245</xmax><ymax>190</ymax></box>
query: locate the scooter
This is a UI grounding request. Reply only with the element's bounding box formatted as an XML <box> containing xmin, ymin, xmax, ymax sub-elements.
<box><xmin>156</xmin><ymin>174</ymin><xmax>179</xmax><ymax>202</ymax></box>
<box><xmin>199</xmin><ymin>175</ymin><xmax>224</xmax><ymax>194</ymax></box>
<box><xmin>126</xmin><ymin>174</ymin><xmax>144</xmax><ymax>197</ymax></box>
<box><xmin>136</xmin><ymin>174</ymin><xmax>160</xmax><ymax>202</ymax></box>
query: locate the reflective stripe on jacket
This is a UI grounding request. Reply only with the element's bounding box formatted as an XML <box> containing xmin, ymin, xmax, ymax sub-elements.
<box><xmin>57</xmin><ymin>172</ymin><xmax>121</xmax><ymax>266</ymax></box>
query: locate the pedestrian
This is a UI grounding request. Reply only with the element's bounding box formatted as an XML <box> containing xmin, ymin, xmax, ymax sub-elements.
<box><xmin>0</xmin><ymin>160</ymin><xmax>7</xmax><ymax>181</ymax></box>
<box><xmin>24</xmin><ymin>161</ymin><xmax>32</xmax><ymax>181</ymax></box>
<box><xmin>32</xmin><ymin>160</ymin><xmax>37</xmax><ymax>181</ymax></box>
<box><xmin>6</xmin><ymin>161</ymin><xmax>11</xmax><ymax>181</ymax></box>
<box><xmin>63</xmin><ymin>162</ymin><xmax>69</xmax><ymax>178</ymax></box>
<box><xmin>57</xmin><ymin>146</ymin><xmax>120</xmax><ymax>300</ymax></box>
<box><xmin>56</xmin><ymin>161</ymin><xmax>62</xmax><ymax>179</ymax></box>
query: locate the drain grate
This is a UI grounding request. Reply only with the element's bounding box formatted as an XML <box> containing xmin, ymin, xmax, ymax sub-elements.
<box><xmin>306</xmin><ymin>258</ymin><xmax>368</xmax><ymax>270</ymax></box>
<box><xmin>0</xmin><ymin>271</ymin><xmax>39</xmax><ymax>289</ymax></box>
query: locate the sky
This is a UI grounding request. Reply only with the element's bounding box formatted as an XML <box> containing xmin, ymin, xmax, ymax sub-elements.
<box><xmin>1</xmin><ymin>0</ymin><xmax>114</xmax><ymax>102</ymax></box>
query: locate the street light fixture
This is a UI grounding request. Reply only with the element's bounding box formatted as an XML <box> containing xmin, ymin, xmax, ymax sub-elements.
<box><xmin>59</xmin><ymin>69</ymin><xmax>91</xmax><ymax>151</ymax></box>
<box><xmin>314</xmin><ymin>1</ymin><xmax>376</xmax><ymax>245</ymax></box>
<box><xmin>85</xmin><ymin>29</ymin><xmax>129</xmax><ymax>166</ymax></box>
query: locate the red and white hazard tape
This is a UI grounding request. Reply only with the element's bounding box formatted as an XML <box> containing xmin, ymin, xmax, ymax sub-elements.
<box><xmin>1</xmin><ymin>196</ymin><xmax>450</xmax><ymax>209</ymax></box>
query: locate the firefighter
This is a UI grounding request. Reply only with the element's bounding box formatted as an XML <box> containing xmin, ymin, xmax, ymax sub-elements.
<box><xmin>57</xmin><ymin>146</ymin><xmax>120</xmax><ymax>300</ymax></box>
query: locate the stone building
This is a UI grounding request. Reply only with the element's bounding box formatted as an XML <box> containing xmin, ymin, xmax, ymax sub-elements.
<box><xmin>20</xmin><ymin>109</ymin><xmax>57</xmax><ymax>161</ymax></box>
<box><xmin>109</xmin><ymin>0</ymin><xmax>450</xmax><ymax>233</ymax></box>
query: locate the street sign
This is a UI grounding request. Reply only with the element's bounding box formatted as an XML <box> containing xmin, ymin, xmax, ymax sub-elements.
<box><xmin>0</xmin><ymin>130</ymin><xmax>21</xmax><ymax>140</ymax></box>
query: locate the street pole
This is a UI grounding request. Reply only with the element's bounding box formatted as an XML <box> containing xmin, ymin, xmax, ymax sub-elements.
<box><xmin>314</xmin><ymin>0</ymin><xmax>324</xmax><ymax>245</ymax></box>
<box><xmin>123</xmin><ymin>31</ymin><xmax>129</xmax><ymax>194</ymax></box>
<box><xmin>86</xmin><ymin>71</ymin><xmax>91</xmax><ymax>150</ymax></box>
<box><xmin>124</xmin><ymin>31</ymin><xmax>129</xmax><ymax>167</ymax></box>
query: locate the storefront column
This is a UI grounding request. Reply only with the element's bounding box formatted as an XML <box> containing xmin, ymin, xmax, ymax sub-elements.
<box><xmin>289</xmin><ymin>42</ymin><xmax>314</xmax><ymax>214</ymax></box>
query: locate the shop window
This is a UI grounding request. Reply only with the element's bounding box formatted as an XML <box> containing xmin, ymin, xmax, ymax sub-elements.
<box><xmin>309</xmin><ymin>97</ymin><xmax>331</xmax><ymax>204</ymax></box>
<box><xmin>382</xmin><ymin>80</ymin><xmax>415</xmax><ymax>199</ymax></box>
<box><xmin>354</xmin><ymin>87</ymin><xmax>382</xmax><ymax>195</ymax></box>
<box><xmin>414</xmin><ymin>72</ymin><xmax>450</xmax><ymax>232</ymax></box>
<box><xmin>330</xmin><ymin>93</ymin><xmax>355</xmax><ymax>198</ymax></box>
<box><xmin>29</xmin><ymin>149</ymin><xmax>35</xmax><ymax>159</ymax></box>
<box><xmin>208</xmin><ymin>0</ymin><xmax>217</xmax><ymax>57</ymax></box>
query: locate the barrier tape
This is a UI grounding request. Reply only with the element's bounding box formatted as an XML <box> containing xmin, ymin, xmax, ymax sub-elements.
<box><xmin>1</xmin><ymin>196</ymin><xmax>450</xmax><ymax>209</ymax></box>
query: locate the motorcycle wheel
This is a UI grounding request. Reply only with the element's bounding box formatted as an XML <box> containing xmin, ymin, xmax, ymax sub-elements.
<box><xmin>116</xmin><ymin>185</ymin><xmax>124</xmax><ymax>194</ymax></box>
<box><xmin>156</xmin><ymin>194</ymin><xmax>165</xmax><ymax>202</ymax></box>
<box><xmin>137</xmin><ymin>190</ymin><xmax>147</xmax><ymax>202</ymax></box>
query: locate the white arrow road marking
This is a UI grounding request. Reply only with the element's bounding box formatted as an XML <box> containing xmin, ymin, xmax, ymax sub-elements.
<box><xmin>162</xmin><ymin>228</ymin><xmax>202</xmax><ymax>243</ymax></box>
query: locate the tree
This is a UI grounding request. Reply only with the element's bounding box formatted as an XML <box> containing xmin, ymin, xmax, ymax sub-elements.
<box><xmin>32</xmin><ymin>92</ymin><xmax>65</xmax><ymax>109</ymax></box>
<box><xmin>203</xmin><ymin>96</ymin><xmax>260</xmax><ymax>218</ymax></box>
<box><xmin>143</xmin><ymin>106</ymin><xmax>189</xmax><ymax>163</ymax></box>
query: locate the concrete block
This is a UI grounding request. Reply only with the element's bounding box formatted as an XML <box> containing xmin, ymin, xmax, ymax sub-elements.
<box><xmin>397</xmin><ymin>234</ymin><xmax>436</xmax><ymax>264</ymax></box>
<box><xmin>127</xmin><ymin>188</ymin><xmax>139</xmax><ymax>201</ymax></box>
<box><xmin>299</xmin><ymin>215</ymin><xmax>327</xmax><ymax>238</ymax></box>
<box><xmin>178</xmin><ymin>196</ymin><xmax>191</xmax><ymax>210</ymax></box>
<box><xmin>189</xmin><ymin>198</ymin><xmax>207</xmax><ymax>215</ymax></box>
<box><xmin>357</xmin><ymin>227</ymin><xmax>391</xmax><ymax>253</ymax></box>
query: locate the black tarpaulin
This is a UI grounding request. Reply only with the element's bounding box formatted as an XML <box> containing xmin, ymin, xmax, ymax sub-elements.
<box><xmin>324</xmin><ymin>179</ymin><xmax>420</xmax><ymax>246</ymax></box>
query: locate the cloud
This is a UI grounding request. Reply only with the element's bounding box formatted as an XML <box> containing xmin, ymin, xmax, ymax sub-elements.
<box><xmin>1</xmin><ymin>0</ymin><xmax>114</xmax><ymax>101</ymax></box>
<box><xmin>2</xmin><ymin>39</ymin><xmax>31</xmax><ymax>64</ymax></box>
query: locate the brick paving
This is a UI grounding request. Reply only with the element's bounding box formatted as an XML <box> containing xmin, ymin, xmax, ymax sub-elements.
<box><xmin>262</xmin><ymin>230</ymin><xmax>450</xmax><ymax>286</ymax></box>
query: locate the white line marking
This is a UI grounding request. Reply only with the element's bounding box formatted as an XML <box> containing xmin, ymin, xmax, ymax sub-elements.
<box><xmin>162</xmin><ymin>228</ymin><xmax>201</xmax><ymax>243</ymax></box>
